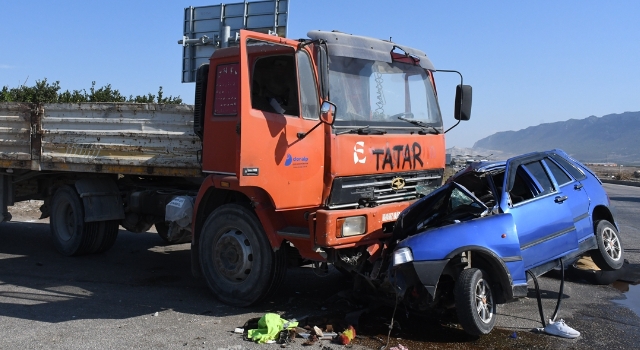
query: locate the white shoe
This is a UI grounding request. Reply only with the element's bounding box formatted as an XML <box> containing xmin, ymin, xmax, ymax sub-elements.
<box><xmin>544</xmin><ymin>319</ymin><xmax>580</xmax><ymax>339</ymax></box>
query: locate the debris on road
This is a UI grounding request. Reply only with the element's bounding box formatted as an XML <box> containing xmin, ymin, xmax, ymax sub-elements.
<box><xmin>335</xmin><ymin>326</ymin><xmax>356</xmax><ymax>345</ymax></box>
<box><xmin>246</xmin><ymin>313</ymin><xmax>299</xmax><ymax>344</ymax></box>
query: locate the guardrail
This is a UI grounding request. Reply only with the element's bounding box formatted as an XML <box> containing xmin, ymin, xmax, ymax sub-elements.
<box><xmin>601</xmin><ymin>179</ymin><xmax>640</xmax><ymax>187</ymax></box>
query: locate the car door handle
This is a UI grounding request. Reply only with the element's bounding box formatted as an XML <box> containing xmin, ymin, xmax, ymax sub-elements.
<box><xmin>555</xmin><ymin>196</ymin><xmax>568</xmax><ymax>203</ymax></box>
<box><xmin>574</xmin><ymin>183</ymin><xmax>583</xmax><ymax>190</ymax></box>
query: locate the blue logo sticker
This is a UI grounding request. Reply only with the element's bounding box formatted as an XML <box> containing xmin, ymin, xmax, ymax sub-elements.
<box><xmin>284</xmin><ymin>153</ymin><xmax>309</xmax><ymax>167</ymax></box>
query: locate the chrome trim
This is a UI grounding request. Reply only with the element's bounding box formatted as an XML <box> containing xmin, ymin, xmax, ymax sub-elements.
<box><xmin>573</xmin><ymin>212</ymin><xmax>589</xmax><ymax>223</ymax></box>
<box><xmin>502</xmin><ymin>256</ymin><xmax>523</xmax><ymax>262</ymax></box>
<box><xmin>342</xmin><ymin>175</ymin><xmax>440</xmax><ymax>189</ymax></box>
<box><xmin>520</xmin><ymin>226</ymin><xmax>575</xmax><ymax>250</ymax></box>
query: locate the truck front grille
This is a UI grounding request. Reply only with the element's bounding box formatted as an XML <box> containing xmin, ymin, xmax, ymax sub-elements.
<box><xmin>326</xmin><ymin>170</ymin><xmax>443</xmax><ymax>209</ymax></box>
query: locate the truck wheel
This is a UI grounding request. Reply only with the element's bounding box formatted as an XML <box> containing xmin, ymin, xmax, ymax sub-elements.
<box><xmin>591</xmin><ymin>220</ymin><xmax>624</xmax><ymax>271</ymax></box>
<box><xmin>199</xmin><ymin>204</ymin><xmax>286</xmax><ymax>306</ymax></box>
<box><xmin>454</xmin><ymin>268</ymin><xmax>496</xmax><ymax>335</ymax></box>
<box><xmin>94</xmin><ymin>220</ymin><xmax>120</xmax><ymax>253</ymax></box>
<box><xmin>156</xmin><ymin>222</ymin><xmax>192</xmax><ymax>244</ymax></box>
<box><xmin>50</xmin><ymin>186</ymin><xmax>96</xmax><ymax>256</ymax></box>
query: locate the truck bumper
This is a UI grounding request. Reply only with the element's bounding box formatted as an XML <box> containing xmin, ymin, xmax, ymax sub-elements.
<box><xmin>313</xmin><ymin>201</ymin><xmax>413</xmax><ymax>248</ymax></box>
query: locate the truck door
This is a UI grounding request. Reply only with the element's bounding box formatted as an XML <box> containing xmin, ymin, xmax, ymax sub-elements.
<box><xmin>238</xmin><ymin>30</ymin><xmax>325</xmax><ymax>210</ymax></box>
<box><xmin>502</xmin><ymin>154</ymin><xmax>579</xmax><ymax>269</ymax></box>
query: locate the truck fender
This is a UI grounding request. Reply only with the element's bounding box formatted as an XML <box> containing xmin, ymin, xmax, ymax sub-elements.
<box><xmin>74</xmin><ymin>178</ymin><xmax>125</xmax><ymax>223</ymax></box>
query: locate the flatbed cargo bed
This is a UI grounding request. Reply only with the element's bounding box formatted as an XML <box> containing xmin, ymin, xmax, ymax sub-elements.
<box><xmin>0</xmin><ymin>103</ymin><xmax>201</xmax><ymax>177</ymax></box>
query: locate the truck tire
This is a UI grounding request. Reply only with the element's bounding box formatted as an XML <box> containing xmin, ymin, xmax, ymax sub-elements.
<box><xmin>50</xmin><ymin>186</ymin><xmax>98</xmax><ymax>256</ymax></box>
<box><xmin>155</xmin><ymin>222</ymin><xmax>192</xmax><ymax>244</ymax></box>
<box><xmin>94</xmin><ymin>220</ymin><xmax>120</xmax><ymax>253</ymax></box>
<box><xmin>454</xmin><ymin>268</ymin><xmax>496</xmax><ymax>335</ymax></box>
<box><xmin>199</xmin><ymin>204</ymin><xmax>287</xmax><ymax>306</ymax></box>
<box><xmin>591</xmin><ymin>220</ymin><xmax>624</xmax><ymax>271</ymax></box>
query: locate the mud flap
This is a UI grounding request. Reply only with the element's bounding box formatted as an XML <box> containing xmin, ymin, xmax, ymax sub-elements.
<box><xmin>74</xmin><ymin>178</ymin><xmax>125</xmax><ymax>223</ymax></box>
<box><xmin>0</xmin><ymin>174</ymin><xmax>13</xmax><ymax>222</ymax></box>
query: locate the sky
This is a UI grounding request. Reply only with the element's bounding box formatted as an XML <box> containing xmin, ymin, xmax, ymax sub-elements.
<box><xmin>1</xmin><ymin>1</ymin><xmax>639</xmax><ymax>148</ymax></box>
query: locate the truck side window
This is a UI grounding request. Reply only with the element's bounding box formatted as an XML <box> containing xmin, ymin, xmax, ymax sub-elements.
<box><xmin>213</xmin><ymin>63</ymin><xmax>239</xmax><ymax>115</ymax></box>
<box><xmin>251</xmin><ymin>54</ymin><xmax>299</xmax><ymax>116</ymax></box>
<box><xmin>296</xmin><ymin>50</ymin><xmax>319</xmax><ymax>120</ymax></box>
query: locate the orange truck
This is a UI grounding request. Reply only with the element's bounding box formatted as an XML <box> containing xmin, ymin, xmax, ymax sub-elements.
<box><xmin>0</xmin><ymin>2</ymin><xmax>471</xmax><ymax>307</ymax></box>
<box><xmin>187</xmin><ymin>25</ymin><xmax>471</xmax><ymax>306</ymax></box>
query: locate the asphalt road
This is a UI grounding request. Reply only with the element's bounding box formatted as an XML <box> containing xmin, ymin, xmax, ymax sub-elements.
<box><xmin>0</xmin><ymin>183</ymin><xmax>639</xmax><ymax>349</ymax></box>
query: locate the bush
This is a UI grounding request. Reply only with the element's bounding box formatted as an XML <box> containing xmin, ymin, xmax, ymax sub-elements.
<box><xmin>0</xmin><ymin>79</ymin><xmax>182</xmax><ymax>104</ymax></box>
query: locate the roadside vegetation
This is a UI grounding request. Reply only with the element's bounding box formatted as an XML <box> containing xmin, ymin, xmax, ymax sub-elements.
<box><xmin>0</xmin><ymin>79</ymin><xmax>182</xmax><ymax>104</ymax></box>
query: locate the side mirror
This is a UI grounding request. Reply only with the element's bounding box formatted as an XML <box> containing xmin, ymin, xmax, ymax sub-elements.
<box><xmin>454</xmin><ymin>84</ymin><xmax>472</xmax><ymax>121</ymax></box>
<box><xmin>320</xmin><ymin>101</ymin><xmax>336</xmax><ymax>125</ymax></box>
<box><xmin>297</xmin><ymin>100</ymin><xmax>336</xmax><ymax>140</ymax></box>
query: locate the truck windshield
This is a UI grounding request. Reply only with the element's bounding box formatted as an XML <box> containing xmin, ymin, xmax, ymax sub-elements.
<box><xmin>328</xmin><ymin>55</ymin><xmax>442</xmax><ymax>132</ymax></box>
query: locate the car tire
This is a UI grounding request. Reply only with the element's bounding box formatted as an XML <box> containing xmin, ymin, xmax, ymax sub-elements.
<box><xmin>591</xmin><ymin>220</ymin><xmax>624</xmax><ymax>271</ymax></box>
<box><xmin>454</xmin><ymin>268</ymin><xmax>496</xmax><ymax>335</ymax></box>
<box><xmin>199</xmin><ymin>204</ymin><xmax>287</xmax><ymax>306</ymax></box>
<box><xmin>49</xmin><ymin>186</ymin><xmax>96</xmax><ymax>256</ymax></box>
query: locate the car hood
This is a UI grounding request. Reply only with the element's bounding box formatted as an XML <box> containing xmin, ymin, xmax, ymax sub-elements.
<box><xmin>392</xmin><ymin>181</ymin><xmax>488</xmax><ymax>244</ymax></box>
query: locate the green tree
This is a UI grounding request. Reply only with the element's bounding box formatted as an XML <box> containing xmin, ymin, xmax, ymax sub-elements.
<box><xmin>0</xmin><ymin>79</ymin><xmax>182</xmax><ymax>104</ymax></box>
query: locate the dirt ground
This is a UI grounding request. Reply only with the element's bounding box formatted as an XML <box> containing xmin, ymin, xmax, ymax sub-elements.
<box><xmin>6</xmin><ymin>200</ymin><xmax>47</xmax><ymax>222</ymax></box>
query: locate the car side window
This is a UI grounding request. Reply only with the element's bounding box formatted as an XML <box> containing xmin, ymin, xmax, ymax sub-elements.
<box><xmin>549</xmin><ymin>154</ymin><xmax>586</xmax><ymax>181</ymax></box>
<box><xmin>544</xmin><ymin>158</ymin><xmax>572</xmax><ymax>186</ymax></box>
<box><xmin>510</xmin><ymin>167</ymin><xmax>535</xmax><ymax>204</ymax></box>
<box><xmin>523</xmin><ymin>160</ymin><xmax>555</xmax><ymax>196</ymax></box>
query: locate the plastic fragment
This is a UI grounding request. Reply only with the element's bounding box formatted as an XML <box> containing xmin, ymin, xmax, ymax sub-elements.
<box><xmin>234</xmin><ymin>328</ymin><xmax>244</xmax><ymax>334</ymax></box>
<box><xmin>320</xmin><ymin>332</ymin><xmax>337</xmax><ymax>340</ymax></box>
<box><xmin>510</xmin><ymin>332</ymin><xmax>517</xmax><ymax>338</ymax></box>
<box><xmin>389</xmin><ymin>344</ymin><xmax>408</xmax><ymax>350</ymax></box>
<box><xmin>336</xmin><ymin>326</ymin><xmax>356</xmax><ymax>345</ymax></box>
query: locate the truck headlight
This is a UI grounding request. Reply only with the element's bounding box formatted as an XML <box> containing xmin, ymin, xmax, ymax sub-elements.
<box><xmin>337</xmin><ymin>216</ymin><xmax>366</xmax><ymax>237</ymax></box>
<box><xmin>393</xmin><ymin>247</ymin><xmax>413</xmax><ymax>266</ymax></box>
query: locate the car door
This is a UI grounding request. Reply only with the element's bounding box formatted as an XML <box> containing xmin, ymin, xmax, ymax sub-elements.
<box><xmin>546</xmin><ymin>152</ymin><xmax>592</xmax><ymax>241</ymax></box>
<box><xmin>501</xmin><ymin>153</ymin><xmax>579</xmax><ymax>269</ymax></box>
<box><xmin>238</xmin><ymin>30</ymin><xmax>325</xmax><ymax>210</ymax></box>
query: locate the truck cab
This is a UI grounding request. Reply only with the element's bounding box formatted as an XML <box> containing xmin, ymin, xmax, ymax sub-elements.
<box><xmin>190</xmin><ymin>29</ymin><xmax>471</xmax><ymax>306</ymax></box>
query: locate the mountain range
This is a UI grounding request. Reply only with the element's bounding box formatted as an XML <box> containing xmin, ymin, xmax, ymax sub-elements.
<box><xmin>472</xmin><ymin>111</ymin><xmax>640</xmax><ymax>165</ymax></box>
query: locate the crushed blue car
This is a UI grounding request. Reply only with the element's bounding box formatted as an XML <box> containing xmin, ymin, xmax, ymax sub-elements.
<box><xmin>387</xmin><ymin>149</ymin><xmax>624</xmax><ymax>335</ymax></box>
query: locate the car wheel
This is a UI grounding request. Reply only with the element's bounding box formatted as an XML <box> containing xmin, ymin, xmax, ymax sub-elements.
<box><xmin>199</xmin><ymin>204</ymin><xmax>287</xmax><ymax>306</ymax></box>
<box><xmin>454</xmin><ymin>268</ymin><xmax>496</xmax><ymax>335</ymax></box>
<box><xmin>591</xmin><ymin>220</ymin><xmax>624</xmax><ymax>271</ymax></box>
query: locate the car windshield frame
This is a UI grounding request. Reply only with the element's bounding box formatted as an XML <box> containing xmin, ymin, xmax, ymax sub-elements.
<box><xmin>327</xmin><ymin>55</ymin><xmax>443</xmax><ymax>133</ymax></box>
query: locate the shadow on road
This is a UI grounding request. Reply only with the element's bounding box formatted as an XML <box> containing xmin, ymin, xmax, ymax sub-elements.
<box><xmin>0</xmin><ymin>221</ymin><xmax>347</xmax><ymax>324</ymax></box>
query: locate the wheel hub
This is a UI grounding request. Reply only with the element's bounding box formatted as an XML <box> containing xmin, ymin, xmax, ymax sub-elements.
<box><xmin>603</xmin><ymin>227</ymin><xmax>621</xmax><ymax>261</ymax></box>
<box><xmin>54</xmin><ymin>202</ymin><xmax>75</xmax><ymax>242</ymax></box>
<box><xmin>213</xmin><ymin>229</ymin><xmax>253</xmax><ymax>282</ymax></box>
<box><xmin>475</xmin><ymin>279</ymin><xmax>494</xmax><ymax>324</ymax></box>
